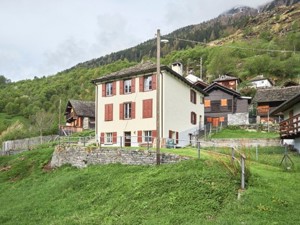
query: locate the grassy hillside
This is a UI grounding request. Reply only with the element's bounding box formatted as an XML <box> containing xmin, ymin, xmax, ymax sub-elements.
<box><xmin>1</xmin><ymin>145</ymin><xmax>300</xmax><ymax>224</ymax></box>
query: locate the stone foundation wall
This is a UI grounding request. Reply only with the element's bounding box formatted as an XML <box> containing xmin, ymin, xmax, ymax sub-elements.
<box><xmin>200</xmin><ymin>138</ymin><xmax>281</xmax><ymax>148</ymax></box>
<box><xmin>51</xmin><ymin>146</ymin><xmax>189</xmax><ymax>168</ymax></box>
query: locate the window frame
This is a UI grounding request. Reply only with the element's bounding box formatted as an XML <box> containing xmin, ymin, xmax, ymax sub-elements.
<box><xmin>105</xmin><ymin>132</ymin><xmax>113</xmax><ymax>144</ymax></box>
<box><xmin>144</xmin><ymin>75</ymin><xmax>152</xmax><ymax>91</ymax></box>
<box><xmin>124</xmin><ymin>102</ymin><xmax>132</xmax><ymax>119</ymax></box>
<box><xmin>143</xmin><ymin>130</ymin><xmax>152</xmax><ymax>143</ymax></box>
<box><xmin>124</xmin><ymin>79</ymin><xmax>132</xmax><ymax>94</ymax></box>
<box><xmin>106</xmin><ymin>82</ymin><xmax>113</xmax><ymax>96</ymax></box>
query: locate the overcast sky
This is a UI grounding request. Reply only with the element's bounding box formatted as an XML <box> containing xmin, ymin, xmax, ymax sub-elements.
<box><xmin>0</xmin><ymin>0</ymin><xmax>271</xmax><ymax>82</ymax></box>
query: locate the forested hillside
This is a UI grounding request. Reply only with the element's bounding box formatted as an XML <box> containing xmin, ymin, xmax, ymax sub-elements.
<box><xmin>0</xmin><ymin>1</ymin><xmax>300</xmax><ymax>141</ymax></box>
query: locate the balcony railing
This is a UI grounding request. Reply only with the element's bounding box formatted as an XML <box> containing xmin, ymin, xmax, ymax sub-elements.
<box><xmin>279</xmin><ymin>113</ymin><xmax>300</xmax><ymax>139</ymax></box>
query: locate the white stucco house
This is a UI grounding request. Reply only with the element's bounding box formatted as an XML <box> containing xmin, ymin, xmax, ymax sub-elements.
<box><xmin>91</xmin><ymin>61</ymin><xmax>207</xmax><ymax>147</ymax></box>
<box><xmin>250</xmin><ymin>75</ymin><xmax>273</xmax><ymax>88</ymax></box>
<box><xmin>271</xmin><ymin>93</ymin><xmax>300</xmax><ymax>152</ymax></box>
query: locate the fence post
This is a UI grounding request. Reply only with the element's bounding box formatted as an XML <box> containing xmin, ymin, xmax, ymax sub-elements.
<box><xmin>256</xmin><ymin>144</ymin><xmax>258</xmax><ymax>161</ymax></box>
<box><xmin>83</xmin><ymin>137</ymin><xmax>86</xmax><ymax>147</ymax></box>
<box><xmin>120</xmin><ymin>136</ymin><xmax>122</xmax><ymax>148</ymax></box>
<box><xmin>231</xmin><ymin>147</ymin><xmax>235</xmax><ymax>164</ymax></box>
<box><xmin>197</xmin><ymin>140</ymin><xmax>200</xmax><ymax>159</ymax></box>
<box><xmin>241</xmin><ymin>155</ymin><xmax>246</xmax><ymax>190</ymax></box>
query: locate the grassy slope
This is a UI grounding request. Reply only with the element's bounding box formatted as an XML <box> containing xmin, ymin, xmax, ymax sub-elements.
<box><xmin>0</xmin><ymin>145</ymin><xmax>300</xmax><ymax>224</ymax></box>
<box><xmin>210</xmin><ymin>128</ymin><xmax>279</xmax><ymax>139</ymax></box>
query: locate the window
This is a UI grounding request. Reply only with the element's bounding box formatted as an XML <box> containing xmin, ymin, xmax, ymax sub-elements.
<box><xmin>104</xmin><ymin>104</ymin><xmax>113</xmax><ymax>121</ymax></box>
<box><xmin>144</xmin><ymin>75</ymin><xmax>152</xmax><ymax>91</ymax></box>
<box><xmin>124</xmin><ymin>79</ymin><xmax>132</xmax><ymax>94</ymax></box>
<box><xmin>190</xmin><ymin>90</ymin><xmax>196</xmax><ymax>104</ymax></box>
<box><xmin>204</xmin><ymin>100</ymin><xmax>211</xmax><ymax>107</ymax></box>
<box><xmin>144</xmin><ymin>131</ymin><xmax>152</xmax><ymax>143</ymax></box>
<box><xmin>106</xmin><ymin>82</ymin><xmax>113</xmax><ymax>96</ymax></box>
<box><xmin>124</xmin><ymin>103</ymin><xmax>131</xmax><ymax>119</ymax></box>
<box><xmin>221</xmin><ymin>99</ymin><xmax>228</xmax><ymax>106</ymax></box>
<box><xmin>143</xmin><ymin>99</ymin><xmax>153</xmax><ymax>118</ymax></box>
<box><xmin>200</xmin><ymin>96</ymin><xmax>204</xmax><ymax>104</ymax></box>
<box><xmin>191</xmin><ymin>112</ymin><xmax>197</xmax><ymax>125</ymax></box>
<box><xmin>106</xmin><ymin>133</ymin><xmax>113</xmax><ymax>144</ymax></box>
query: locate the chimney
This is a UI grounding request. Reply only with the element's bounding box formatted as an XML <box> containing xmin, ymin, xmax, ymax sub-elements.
<box><xmin>171</xmin><ymin>62</ymin><xmax>183</xmax><ymax>76</ymax></box>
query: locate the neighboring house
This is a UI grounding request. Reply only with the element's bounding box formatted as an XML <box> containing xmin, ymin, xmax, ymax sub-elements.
<box><xmin>213</xmin><ymin>75</ymin><xmax>240</xmax><ymax>91</ymax></box>
<box><xmin>61</xmin><ymin>100</ymin><xmax>95</xmax><ymax>135</ymax></box>
<box><xmin>91</xmin><ymin>61</ymin><xmax>207</xmax><ymax>147</ymax></box>
<box><xmin>203</xmin><ymin>82</ymin><xmax>251</xmax><ymax>127</ymax></box>
<box><xmin>252</xmin><ymin>86</ymin><xmax>300</xmax><ymax>123</ymax></box>
<box><xmin>270</xmin><ymin>93</ymin><xmax>300</xmax><ymax>152</ymax></box>
<box><xmin>250</xmin><ymin>75</ymin><xmax>273</xmax><ymax>88</ymax></box>
<box><xmin>186</xmin><ymin>73</ymin><xmax>208</xmax><ymax>89</ymax></box>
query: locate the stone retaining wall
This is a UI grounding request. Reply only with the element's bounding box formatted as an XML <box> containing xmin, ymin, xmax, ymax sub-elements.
<box><xmin>51</xmin><ymin>146</ymin><xmax>189</xmax><ymax>168</ymax></box>
<box><xmin>200</xmin><ymin>138</ymin><xmax>281</xmax><ymax>148</ymax></box>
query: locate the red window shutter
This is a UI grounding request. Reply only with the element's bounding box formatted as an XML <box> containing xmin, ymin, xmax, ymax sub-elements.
<box><xmin>138</xmin><ymin>130</ymin><xmax>142</xmax><ymax>143</ymax></box>
<box><xmin>152</xmin><ymin>130</ymin><xmax>157</xmax><ymax>138</ymax></box>
<box><xmin>139</xmin><ymin>77</ymin><xmax>144</xmax><ymax>92</ymax></box>
<box><xmin>131</xmin><ymin>102</ymin><xmax>136</xmax><ymax>119</ymax></box>
<box><xmin>169</xmin><ymin>130</ymin><xmax>172</xmax><ymax>139</ymax></box>
<box><xmin>131</xmin><ymin>78</ymin><xmax>135</xmax><ymax>93</ymax></box>
<box><xmin>113</xmin><ymin>132</ymin><xmax>117</xmax><ymax>144</ymax></box>
<box><xmin>152</xmin><ymin>74</ymin><xmax>157</xmax><ymax>90</ymax></box>
<box><xmin>176</xmin><ymin>132</ymin><xmax>179</xmax><ymax>144</ymax></box>
<box><xmin>143</xmin><ymin>99</ymin><xmax>153</xmax><ymax>118</ymax></box>
<box><xmin>102</xmin><ymin>84</ymin><xmax>106</xmax><ymax>97</ymax></box>
<box><xmin>119</xmin><ymin>103</ymin><xmax>124</xmax><ymax>120</ymax></box>
<box><xmin>120</xmin><ymin>80</ymin><xmax>124</xmax><ymax>95</ymax></box>
<box><xmin>100</xmin><ymin>133</ymin><xmax>104</xmax><ymax>144</ymax></box>
<box><xmin>105</xmin><ymin>104</ymin><xmax>113</xmax><ymax>121</ymax></box>
<box><xmin>112</xmin><ymin>81</ymin><xmax>117</xmax><ymax>95</ymax></box>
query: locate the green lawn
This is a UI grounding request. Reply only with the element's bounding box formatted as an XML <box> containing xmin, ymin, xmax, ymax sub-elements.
<box><xmin>210</xmin><ymin>127</ymin><xmax>279</xmax><ymax>139</ymax></box>
<box><xmin>0</xmin><ymin>144</ymin><xmax>300</xmax><ymax>224</ymax></box>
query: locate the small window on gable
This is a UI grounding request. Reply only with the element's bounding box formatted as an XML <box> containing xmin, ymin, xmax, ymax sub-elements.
<box><xmin>124</xmin><ymin>79</ymin><xmax>132</xmax><ymax>94</ymax></box>
<box><xmin>221</xmin><ymin>99</ymin><xmax>228</xmax><ymax>106</ymax></box>
<box><xmin>144</xmin><ymin>75</ymin><xmax>152</xmax><ymax>91</ymax></box>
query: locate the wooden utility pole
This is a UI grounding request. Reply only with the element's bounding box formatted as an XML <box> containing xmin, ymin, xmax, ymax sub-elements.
<box><xmin>156</xmin><ymin>29</ymin><xmax>161</xmax><ymax>165</ymax></box>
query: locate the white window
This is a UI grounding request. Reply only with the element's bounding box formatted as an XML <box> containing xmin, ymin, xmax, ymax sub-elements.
<box><xmin>124</xmin><ymin>103</ymin><xmax>132</xmax><ymax>119</ymax></box>
<box><xmin>144</xmin><ymin>131</ymin><xmax>152</xmax><ymax>143</ymax></box>
<box><xmin>144</xmin><ymin>76</ymin><xmax>152</xmax><ymax>91</ymax></box>
<box><xmin>124</xmin><ymin>79</ymin><xmax>132</xmax><ymax>94</ymax></box>
<box><xmin>106</xmin><ymin>133</ymin><xmax>112</xmax><ymax>144</ymax></box>
<box><xmin>106</xmin><ymin>82</ymin><xmax>113</xmax><ymax>96</ymax></box>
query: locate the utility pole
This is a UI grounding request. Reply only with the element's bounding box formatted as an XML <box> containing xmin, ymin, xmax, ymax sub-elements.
<box><xmin>200</xmin><ymin>57</ymin><xmax>203</xmax><ymax>80</ymax></box>
<box><xmin>156</xmin><ymin>29</ymin><xmax>161</xmax><ymax>165</ymax></box>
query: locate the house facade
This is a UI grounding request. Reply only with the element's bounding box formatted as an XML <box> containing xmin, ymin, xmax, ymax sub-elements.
<box><xmin>91</xmin><ymin>61</ymin><xmax>206</xmax><ymax>147</ymax></box>
<box><xmin>204</xmin><ymin>83</ymin><xmax>250</xmax><ymax>127</ymax></box>
<box><xmin>252</xmin><ymin>86</ymin><xmax>300</xmax><ymax>123</ymax></box>
<box><xmin>213</xmin><ymin>75</ymin><xmax>240</xmax><ymax>91</ymax></box>
<box><xmin>61</xmin><ymin>100</ymin><xmax>95</xmax><ymax>135</ymax></box>
<box><xmin>271</xmin><ymin>93</ymin><xmax>300</xmax><ymax>152</ymax></box>
<box><xmin>250</xmin><ymin>75</ymin><xmax>273</xmax><ymax>88</ymax></box>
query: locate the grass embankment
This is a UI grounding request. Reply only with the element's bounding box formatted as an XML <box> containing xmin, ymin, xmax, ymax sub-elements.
<box><xmin>1</xmin><ymin>144</ymin><xmax>300</xmax><ymax>224</ymax></box>
<box><xmin>210</xmin><ymin>127</ymin><xmax>279</xmax><ymax>139</ymax></box>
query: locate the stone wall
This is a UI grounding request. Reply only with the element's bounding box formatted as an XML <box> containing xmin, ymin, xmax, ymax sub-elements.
<box><xmin>51</xmin><ymin>146</ymin><xmax>189</xmax><ymax>168</ymax></box>
<box><xmin>200</xmin><ymin>138</ymin><xmax>281</xmax><ymax>148</ymax></box>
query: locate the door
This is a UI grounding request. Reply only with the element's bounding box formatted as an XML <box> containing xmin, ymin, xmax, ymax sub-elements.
<box><xmin>212</xmin><ymin>118</ymin><xmax>219</xmax><ymax>127</ymax></box>
<box><xmin>124</xmin><ymin>132</ymin><xmax>131</xmax><ymax>147</ymax></box>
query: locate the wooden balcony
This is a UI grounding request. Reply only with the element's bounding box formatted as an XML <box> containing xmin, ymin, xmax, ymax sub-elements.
<box><xmin>279</xmin><ymin>114</ymin><xmax>300</xmax><ymax>139</ymax></box>
<box><xmin>66</xmin><ymin>112</ymin><xmax>77</xmax><ymax>123</ymax></box>
<box><xmin>60</xmin><ymin>125</ymin><xmax>83</xmax><ymax>136</ymax></box>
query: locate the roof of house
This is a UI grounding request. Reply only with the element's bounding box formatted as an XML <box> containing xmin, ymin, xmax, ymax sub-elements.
<box><xmin>204</xmin><ymin>82</ymin><xmax>242</xmax><ymax>97</ymax></box>
<box><xmin>91</xmin><ymin>61</ymin><xmax>208</xmax><ymax>96</ymax></box>
<box><xmin>66</xmin><ymin>100</ymin><xmax>95</xmax><ymax>118</ymax></box>
<box><xmin>213</xmin><ymin>75</ymin><xmax>240</xmax><ymax>82</ymax></box>
<box><xmin>252</xmin><ymin>86</ymin><xmax>300</xmax><ymax>103</ymax></box>
<box><xmin>270</xmin><ymin>93</ymin><xmax>300</xmax><ymax>115</ymax></box>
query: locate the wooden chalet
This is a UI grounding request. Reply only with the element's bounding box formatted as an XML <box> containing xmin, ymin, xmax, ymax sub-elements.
<box><xmin>204</xmin><ymin>82</ymin><xmax>251</xmax><ymax>127</ymax></box>
<box><xmin>252</xmin><ymin>86</ymin><xmax>300</xmax><ymax>123</ymax></box>
<box><xmin>213</xmin><ymin>75</ymin><xmax>241</xmax><ymax>91</ymax></box>
<box><xmin>61</xmin><ymin>100</ymin><xmax>95</xmax><ymax>135</ymax></box>
<box><xmin>271</xmin><ymin>93</ymin><xmax>300</xmax><ymax>152</ymax></box>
